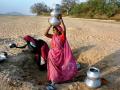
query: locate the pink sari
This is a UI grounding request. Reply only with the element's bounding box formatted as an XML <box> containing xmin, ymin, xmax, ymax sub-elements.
<box><xmin>47</xmin><ymin>33</ymin><xmax>77</xmax><ymax>83</ymax></box>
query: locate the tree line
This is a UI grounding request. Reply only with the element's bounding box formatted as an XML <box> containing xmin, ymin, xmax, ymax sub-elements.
<box><xmin>31</xmin><ymin>0</ymin><xmax>120</xmax><ymax>19</ymax></box>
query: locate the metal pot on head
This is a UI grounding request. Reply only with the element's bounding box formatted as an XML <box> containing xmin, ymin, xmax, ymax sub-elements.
<box><xmin>52</xmin><ymin>4</ymin><xmax>61</xmax><ymax>10</ymax></box>
<box><xmin>49</xmin><ymin>17</ymin><xmax>60</xmax><ymax>26</ymax></box>
<box><xmin>50</xmin><ymin>10</ymin><xmax>61</xmax><ymax>17</ymax></box>
<box><xmin>49</xmin><ymin>4</ymin><xmax>61</xmax><ymax>26</ymax></box>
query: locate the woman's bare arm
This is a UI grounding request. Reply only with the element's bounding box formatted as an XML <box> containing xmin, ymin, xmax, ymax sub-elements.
<box><xmin>44</xmin><ymin>25</ymin><xmax>53</xmax><ymax>38</ymax></box>
<box><xmin>59</xmin><ymin>15</ymin><xmax>66</xmax><ymax>36</ymax></box>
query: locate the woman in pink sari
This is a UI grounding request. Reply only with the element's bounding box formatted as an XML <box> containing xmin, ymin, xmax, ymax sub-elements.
<box><xmin>45</xmin><ymin>15</ymin><xmax>77</xmax><ymax>89</ymax></box>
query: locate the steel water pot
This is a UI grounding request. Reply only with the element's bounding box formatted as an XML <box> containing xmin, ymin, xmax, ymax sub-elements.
<box><xmin>87</xmin><ymin>67</ymin><xmax>100</xmax><ymax>79</ymax></box>
<box><xmin>85</xmin><ymin>78</ymin><xmax>101</xmax><ymax>88</ymax></box>
<box><xmin>0</xmin><ymin>52</ymin><xmax>7</xmax><ymax>62</ymax></box>
<box><xmin>49</xmin><ymin>17</ymin><xmax>60</xmax><ymax>26</ymax></box>
<box><xmin>50</xmin><ymin>10</ymin><xmax>61</xmax><ymax>17</ymax></box>
<box><xmin>52</xmin><ymin>4</ymin><xmax>61</xmax><ymax>10</ymax></box>
<box><xmin>9</xmin><ymin>43</ymin><xmax>17</xmax><ymax>48</ymax></box>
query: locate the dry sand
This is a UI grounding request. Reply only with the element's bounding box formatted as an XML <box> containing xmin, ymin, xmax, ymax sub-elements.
<box><xmin>0</xmin><ymin>16</ymin><xmax>120</xmax><ymax>90</ymax></box>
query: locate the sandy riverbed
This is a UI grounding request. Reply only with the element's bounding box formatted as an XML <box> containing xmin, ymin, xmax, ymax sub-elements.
<box><xmin>0</xmin><ymin>16</ymin><xmax>120</xmax><ymax>90</ymax></box>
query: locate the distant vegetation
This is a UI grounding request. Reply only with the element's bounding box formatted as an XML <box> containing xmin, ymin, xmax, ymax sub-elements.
<box><xmin>31</xmin><ymin>2</ymin><xmax>50</xmax><ymax>16</ymax></box>
<box><xmin>31</xmin><ymin>0</ymin><xmax>120</xmax><ymax>20</ymax></box>
<box><xmin>0</xmin><ymin>12</ymin><xmax>24</xmax><ymax>16</ymax></box>
<box><xmin>70</xmin><ymin>0</ymin><xmax>120</xmax><ymax>20</ymax></box>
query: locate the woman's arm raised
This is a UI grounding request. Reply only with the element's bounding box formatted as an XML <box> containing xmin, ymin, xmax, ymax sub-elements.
<box><xmin>44</xmin><ymin>24</ymin><xmax>53</xmax><ymax>38</ymax></box>
<box><xmin>59</xmin><ymin>15</ymin><xmax>66</xmax><ymax>36</ymax></box>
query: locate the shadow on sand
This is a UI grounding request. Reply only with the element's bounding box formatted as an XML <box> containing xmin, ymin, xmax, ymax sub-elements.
<box><xmin>1</xmin><ymin>50</ymin><xmax>47</xmax><ymax>86</ymax></box>
<box><xmin>92</xmin><ymin>50</ymin><xmax>120</xmax><ymax>89</ymax></box>
<box><xmin>72</xmin><ymin>45</ymin><xmax>95</xmax><ymax>82</ymax></box>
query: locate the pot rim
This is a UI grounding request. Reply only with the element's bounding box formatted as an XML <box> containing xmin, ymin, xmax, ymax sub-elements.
<box><xmin>89</xmin><ymin>67</ymin><xmax>100</xmax><ymax>72</ymax></box>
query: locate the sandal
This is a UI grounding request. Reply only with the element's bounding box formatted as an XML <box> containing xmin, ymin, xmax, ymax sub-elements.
<box><xmin>46</xmin><ymin>84</ymin><xmax>56</xmax><ymax>90</ymax></box>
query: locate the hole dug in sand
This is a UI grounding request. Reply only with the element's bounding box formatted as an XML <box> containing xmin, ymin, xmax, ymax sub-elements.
<box><xmin>0</xmin><ymin>51</ymin><xmax>47</xmax><ymax>90</ymax></box>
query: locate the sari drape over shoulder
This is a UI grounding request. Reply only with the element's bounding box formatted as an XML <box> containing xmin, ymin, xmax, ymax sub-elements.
<box><xmin>47</xmin><ymin>32</ymin><xmax>77</xmax><ymax>83</ymax></box>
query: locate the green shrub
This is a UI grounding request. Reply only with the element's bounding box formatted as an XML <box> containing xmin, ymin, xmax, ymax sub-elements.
<box><xmin>69</xmin><ymin>0</ymin><xmax>120</xmax><ymax>19</ymax></box>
